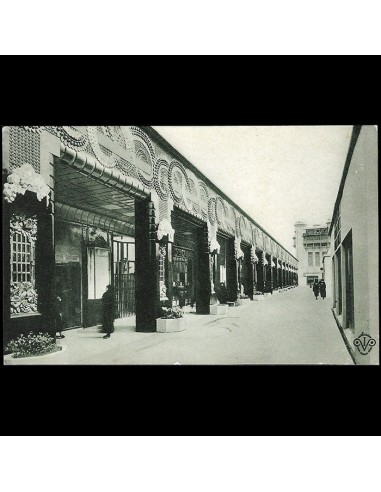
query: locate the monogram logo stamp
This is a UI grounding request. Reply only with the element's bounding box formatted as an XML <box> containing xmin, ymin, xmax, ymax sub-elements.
<box><xmin>353</xmin><ymin>332</ymin><xmax>377</xmax><ymax>355</ymax></box>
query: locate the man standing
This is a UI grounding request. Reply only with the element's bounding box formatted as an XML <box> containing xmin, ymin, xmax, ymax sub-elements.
<box><xmin>102</xmin><ymin>285</ymin><xmax>116</xmax><ymax>339</ymax></box>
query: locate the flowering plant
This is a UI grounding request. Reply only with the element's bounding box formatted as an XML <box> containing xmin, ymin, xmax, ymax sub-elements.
<box><xmin>6</xmin><ymin>332</ymin><xmax>58</xmax><ymax>358</ymax></box>
<box><xmin>160</xmin><ymin>306</ymin><xmax>184</xmax><ymax>319</ymax></box>
<box><xmin>3</xmin><ymin>163</ymin><xmax>50</xmax><ymax>203</ymax></box>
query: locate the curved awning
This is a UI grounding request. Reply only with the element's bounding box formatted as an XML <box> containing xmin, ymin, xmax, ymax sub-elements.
<box><xmin>55</xmin><ymin>202</ymin><xmax>134</xmax><ymax>236</ymax></box>
<box><xmin>59</xmin><ymin>144</ymin><xmax>149</xmax><ymax>200</ymax></box>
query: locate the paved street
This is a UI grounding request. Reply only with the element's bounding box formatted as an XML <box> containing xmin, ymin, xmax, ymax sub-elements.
<box><xmin>4</xmin><ymin>287</ymin><xmax>353</xmax><ymax>365</ymax></box>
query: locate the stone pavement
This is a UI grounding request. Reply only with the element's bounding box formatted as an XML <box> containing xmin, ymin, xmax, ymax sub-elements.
<box><xmin>4</xmin><ymin>287</ymin><xmax>353</xmax><ymax>365</ymax></box>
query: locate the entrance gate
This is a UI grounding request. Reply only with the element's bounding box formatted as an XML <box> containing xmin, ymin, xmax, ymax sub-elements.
<box><xmin>113</xmin><ymin>239</ymin><xmax>136</xmax><ymax>317</ymax></box>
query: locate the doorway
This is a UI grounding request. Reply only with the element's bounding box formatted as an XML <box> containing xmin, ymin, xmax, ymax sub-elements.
<box><xmin>113</xmin><ymin>237</ymin><xmax>136</xmax><ymax>317</ymax></box>
<box><xmin>172</xmin><ymin>247</ymin><xmax>195</xmax><ymax>307</ymax></box>
<box><xmin>55</xmin><ymin>263</ymin><xmax>82</xmax><ymax>328</ymax></box>
<box><xmin>343</xmin><ymin>231</ymin><xmax>354</xmax><ymax>330</ymax></box>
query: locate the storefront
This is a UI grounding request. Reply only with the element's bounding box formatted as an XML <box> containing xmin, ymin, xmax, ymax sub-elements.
<box><xmin>3</xmin><ymin>125</ymin><xmax>298</xmax><ymax>344</ymax></box>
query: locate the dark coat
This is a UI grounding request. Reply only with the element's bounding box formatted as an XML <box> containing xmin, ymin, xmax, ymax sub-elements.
<box><xmin>312</xmin><ymin>283</ymin><xmax>320</xmax><ymax>295</ymax></box>
<box><xmin>102</xmin><ymin>288</ymin><xmax>115</xmax><ymax>333</ymax></box>
<box><xmin>319</xmin><ymin>282</ymin><xmax>327</xmax><ymax>297</ymax></box>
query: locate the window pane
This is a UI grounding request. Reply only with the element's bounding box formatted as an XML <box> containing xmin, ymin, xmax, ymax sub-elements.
<box><xmin>128</xmin><ymin>243</ymin><xmax>135</xmax><ymax>262</ymax></box>
<box><xmin>315</xmin><ymin>252</ymin><xmax>320</xmax><ymax>266</ymax></box>
<box><xmin>10</xmin><ymin>215</ymin><xmax>38</xmax><ymax>316</ymax></box>
<box><xmin>308</xmin><ymin>252</ymin><xmax>313</xmax><ymax>266</ymax></box>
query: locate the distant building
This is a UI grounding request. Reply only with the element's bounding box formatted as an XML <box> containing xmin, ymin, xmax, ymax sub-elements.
<box><xmin>293</xmin><ymin>220</ymin><xmax>331</xmax><ymax>286</ymax></box>
<box><xmin>329</xmin><ymin>125</ymin><xmax>378</xmax><ymax>365</ymax></box>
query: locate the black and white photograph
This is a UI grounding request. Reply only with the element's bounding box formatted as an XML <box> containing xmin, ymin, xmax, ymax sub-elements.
<box><xmin>2</xmin><ymin>125</ymin><xmax>378</xmax><ymax>366</ymax></box>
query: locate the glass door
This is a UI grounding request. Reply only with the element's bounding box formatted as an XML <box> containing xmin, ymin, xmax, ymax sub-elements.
<box><xmin>172</xmin><ymin>247</ymin><xmax>195</xmax><ymax>307</ymax></box>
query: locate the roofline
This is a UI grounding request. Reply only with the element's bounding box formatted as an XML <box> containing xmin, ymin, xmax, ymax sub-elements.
<box><xmin>328</xmin><ymin>125</ymin><xmax>362</xmax><ymax>236</ymax></box>
<box><xmin>141</xmin><ymin>125</ymin><xmax>298</xmax><ymax>261</ymax></box>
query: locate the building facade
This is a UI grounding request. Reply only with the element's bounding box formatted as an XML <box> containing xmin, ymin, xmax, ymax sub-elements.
<box><xmin>329</xmin><ymin>125</ymin><xmax>378</xmax><ymax>365</ymax></box>
<box><xmin>2</xmin><ymin>126</ymin><xmax>298</xmax><ymax>345</ymax></box>
<box><xmin>293</xmin><ymin>220</ymin><xmax>331</xmax><ymax>286</ymax></box>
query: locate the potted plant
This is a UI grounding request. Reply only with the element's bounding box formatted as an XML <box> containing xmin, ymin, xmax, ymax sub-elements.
<box><xmin>253</xmin><ymin>291</ymin><xmax>265</xmax><ymax>301</ymax></box>
<box><xmin>156</xmin><ymin>306</ymin><xmax>186</xmax><ymax>333</ymax></box>
<box><xmin>236</xmin><ymin>293</ymin><xmax>251</xmax><ymax>306</ymax></box>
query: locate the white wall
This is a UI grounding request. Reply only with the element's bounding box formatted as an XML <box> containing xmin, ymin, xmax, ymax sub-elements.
<box><xmin>339</xmin><ymin>125</ymin><xmax>378</xmax><ymax>364</ymax></box>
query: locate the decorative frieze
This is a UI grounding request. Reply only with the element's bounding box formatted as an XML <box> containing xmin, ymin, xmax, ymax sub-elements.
<box><xmin>12</xmin><ymin>126</ymin><xmax>296</xmax><ymax>264</ymax></box>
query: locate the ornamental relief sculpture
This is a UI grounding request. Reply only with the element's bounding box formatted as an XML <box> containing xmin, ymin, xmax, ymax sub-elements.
<box><xmin>16</xmin><ymin>126</ymin><xmax>292</xmax><ymax>262</ymax></box>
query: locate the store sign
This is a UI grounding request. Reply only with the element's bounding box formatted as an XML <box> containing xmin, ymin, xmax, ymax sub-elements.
<box><xmin>67</xmin><ymin>255</ymin><xmax>80</xmax><ymax>262</ymax></box>
<box><xmin>55</xmin><ymin>252</ymin><xmax>80</xmax><ymax>263</ymax></box>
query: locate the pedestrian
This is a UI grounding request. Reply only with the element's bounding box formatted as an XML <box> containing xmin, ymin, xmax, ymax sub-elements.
<box><xmin>217</xmin><ymin>281</ymin><xmax>228</xmax><ymax>304</ymax></box>
<box><xmin>101</xmin><ymin>284</ymin><xmax>115</xmax><ymax>339</ymax></box>
<box><xmin>54</xmin><ymin>295</ymin><xmax>65</xmax><ymax>339</ymax></box>
<box><xmin>312</xmin><ymin>280</ymin><xmax>320</xmax><ymax>300</ymax></box>
<box><xmin>319</xmin><ymin>279</ymin><xmax>327</xmax><ymax>300</ymax></box>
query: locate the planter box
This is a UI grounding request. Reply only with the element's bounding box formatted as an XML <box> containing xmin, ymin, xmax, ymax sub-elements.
<box><xmin>210</xmin><ymin>304</ymin><xmax>229</xmax><ymax>315</ymax></box>
<box><xmin>253</xmin><ymin>295</ymin><xmax>264</xmax><ymax>301</ymax></box>
<box><xmin>263</xmin><ymin>292</ymin><xmax>272</xmax><ymax>297</ymax></box>
<box><xmin>236</xmin><ymin>298</ymin><xmax>251</xmax><ymax>306</ymax></box>
<box><xmin>156</xmin><ymin>317</ymin><xmax>186</xmax><ymax>333</ymax></box>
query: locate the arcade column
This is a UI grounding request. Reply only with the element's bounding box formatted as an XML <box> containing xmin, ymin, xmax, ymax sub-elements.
<box><xmin>226</xmin><ymin>237</ymin><xmax>238</xmax><ymax>302</ymax></box>
<box><xmin>196</xmin><ymin>223</ymin><xmax>211</xmax><ymax>314</ymax></box>
<box><xmin>256</xmin><ymin>251</ymin><xmax>265</xmax><ymax>293</ymax></box>
<box><xmin>135</xmin><ymin>197</ymin><xmax>160</xmax><ymax>332</ymax></box>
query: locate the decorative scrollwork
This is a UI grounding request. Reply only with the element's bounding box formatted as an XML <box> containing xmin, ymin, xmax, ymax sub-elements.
<box><xmin>20</xmin><ymin>126</ymin><xmax>45</xmax><ymax>134</ymax></box>
<box><xmin>87</xmin><ymin>126</ymin><xmax>118</xmax><ymax>168</ymax></box>
<box><xmin>198</xmin><ymin>181</ymin><xmax>209</xmax><ymax>220</ymax></box>
<box><xmin>215</xmin><ymin>196</ymin><xmax>226</xmax><ymax>226</ymax></box>
<box><xmin>208</xmin><ymin>197</ymin><xmax>216</xmax><ymax>225</ymax></box>
<box><xmin>168</xmin><ymin>160</ymin><xmax>191</xmax><ymax>204</ymax></box>
<box><xmin>54</xmin><ymin>126</ymin><xmax>87</xmax><ymax>151</ymax></box>
<box><xmin>154</xmin><ymin>158</ymin><xmax>169</xmax><ymax>200</ymax></box>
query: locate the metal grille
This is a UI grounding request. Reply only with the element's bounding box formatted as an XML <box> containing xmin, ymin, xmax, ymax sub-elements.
<box><xmin>9</xmin><ymin>127</ymin><xmax>40</xmax><ymax>172</ymax></box>
<box><xmin>114</xmin><ymin>273</ymin><xmax>135</xmax><ymax>317</ymax></box>
<box><xmin>113</xmin><ymin>240</ymin><xmax>135</xmax><ymax>317</ymax></box>
<box><xmin>11</xmin><ymin>231</ymin><xmax>34</xmax><ymax>283</ymax></box>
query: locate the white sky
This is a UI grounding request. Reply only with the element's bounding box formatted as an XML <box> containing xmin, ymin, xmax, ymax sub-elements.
<box><xmin>153</xmin><ymin>126</ymin><xmax>353</xmax><ymax>253</ymax></box>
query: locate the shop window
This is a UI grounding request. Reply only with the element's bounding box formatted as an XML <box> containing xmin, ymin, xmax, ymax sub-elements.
<box><xmin>88</xmin><ymin>247</ymin><xmax>111</xmax><ymax>299</ymax></box>
<box><xmin>308</xmin><ymin>252</ymin><xmax>313</xmax><ymax>266</ymax></box>
<box><xmin>10</xmin><ymin>212</ymin><xmax>38</xmax><ymax>316</ymax></box>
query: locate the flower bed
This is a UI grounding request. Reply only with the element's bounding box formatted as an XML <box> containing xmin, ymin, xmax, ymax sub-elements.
<box><xmin>5</xmin><ymin>332</ymin><xmax>60</xmax><ymax>359</ymax></box>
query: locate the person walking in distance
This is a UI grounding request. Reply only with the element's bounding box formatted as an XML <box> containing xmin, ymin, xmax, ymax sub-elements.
<box><xmin>312</xmin><ymin>280</ymin><xmax>320</xmax><ymax>300</ymax></box>
<box><xmin>102</xmin><ymin>284</ymin><xmax>116</xmax><ymax>339</ymax></box>
<box><xmin>319</xmin><ymin>279</ymin><xmax>327</xmax><ymax>300</ymax></box>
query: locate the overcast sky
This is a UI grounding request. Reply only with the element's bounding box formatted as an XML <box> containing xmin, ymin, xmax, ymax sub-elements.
<box><xmin>153</xmin><ymin>126</ymin><xmax>353</xmax><ymax>253</ymax></box>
